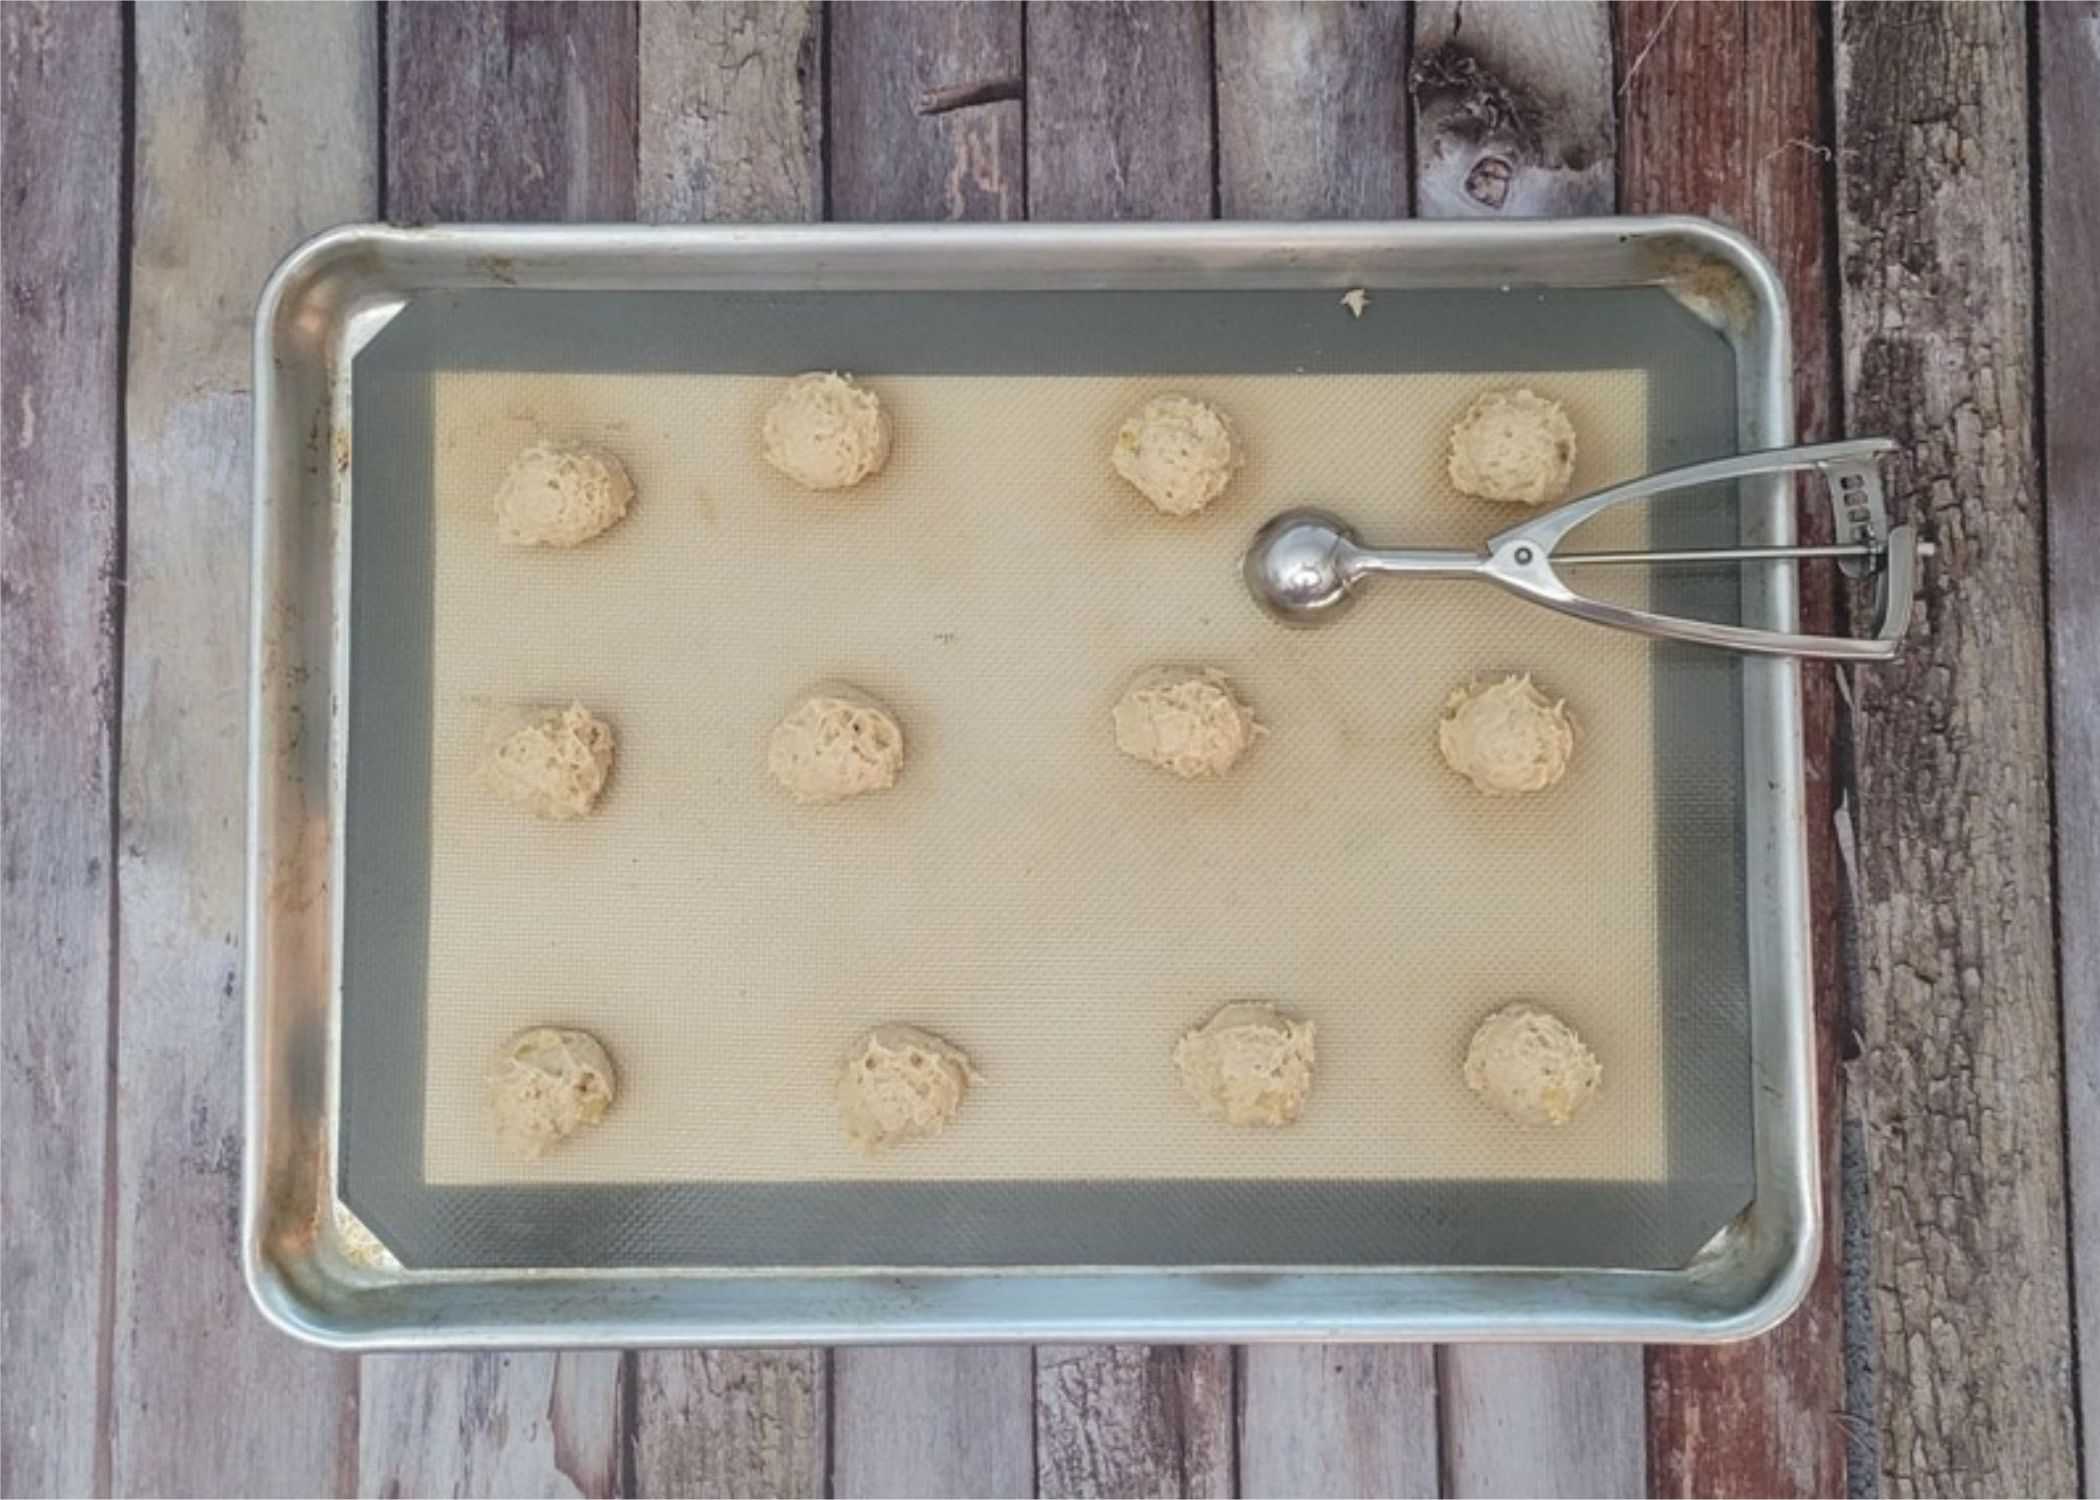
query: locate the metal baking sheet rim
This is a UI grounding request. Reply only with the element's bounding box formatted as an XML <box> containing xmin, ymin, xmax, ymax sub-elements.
<box><xmin>244</xmin><ymin>218</ymin><xmax>1818</xmax><ymax>1349</ymax></box>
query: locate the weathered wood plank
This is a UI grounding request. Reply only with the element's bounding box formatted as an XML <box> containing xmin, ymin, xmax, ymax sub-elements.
<box><xmin>832</xmin><ymin>1346</ymin><xmax>1035</xmax><ymax>1500</ymax></box>
<box><xmin>638</xmin><ymin>0</ymin><xmax>823</xmax><ymax>225</ymax></box>
<box><xmin>1411</xmin><ymin>0</ymin><xmax>1614</xmax><ymax>218</ymax></box>
<box><xmin>1018</xmin><ymin>15</ymin><xmax>1240</xmax><ymax>1492</ymax></box>
<box><xmin>1024</xmin><ymin>1</ymin><xmax>1212</xmax><ymax>221</ymax></box>
<box><xmin>631</xmin><ymin>9</ymin><xmax>833</xmax><ymax>1496</ymax></box>
<box><xmin>2041</xmin><ymin>8</ymin><xmax>2100</xmax><ymax>1492</ymax></box>
<box><xmin>1439</xmin><ymin>1344</ymin><xmax>1645</xmax><ymax>1499</ymax></box>
<box><xmin>1214</xmin><ymin>1</ymin><xmax>1409</xmax><ymax>220</ymax></box>
<box><xmin>0</xmin><ymin>5</ymin><xmax>123</xmax><ymax>1495</ymax></box>
<box><xmin>1211</xmin><ymin>12</ymin><xmax>1444</xmax><ymax>1485</ymax></box>
<box><xmin>1034</xmin><ymin>1345</ymin><xmax>1233</xmax><ymax>1499</ymax></box>
<box><xmin>385</xmin><ymin>0</ymin><xmax>638</xmax><ymax>222</ymax></box>
<box><xmin>1620</xmin><ymin>4</ymin><xmax>1848</xmax><ymax>1492</ymax></box>
<box><xmin>356</xmin><ymin>1354</ymin><xmax>623</xmax><ymax>1499</ymax></box>
<box><xmin>829</xmin><ymin>1</ymin><xmax>1022</xmax><ymax>223</ymax></box>
<box><xmin>824</xmin><ymin>16</ymin><xmax>1034</xmax><ymax>1495</ymax></box>
<box><xmin>114</xmin><ymin>5</ymin><xmax>371</xmax><ymax>1489</ymax></box>
<box><xmin>1834</xmin><ymin>3</ymin><xmax>2076</xmax><ymax>1494</ymax></box>
<box><xmin>360</xmin><ymin>8</ymin><xmax>635</xmax><ymax>1493</ymax></box>
<box><xmin>1409</xmin><ymin>10</ymin><xmax>1644</xmax><ymax>1492</ymax></box>
<box><xmin>632</xmin><ymin>1349</ymin><xmax>828</xmax><ymax>1500</ymax></box>
<box><xmin>1237</xmin><ymin>1345</ymin><xmax>1438</xmax><ymax>1499</ymax></box>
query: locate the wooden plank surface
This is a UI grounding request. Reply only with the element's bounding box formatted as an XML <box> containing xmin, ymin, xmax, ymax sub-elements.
<box><xmin>357</xmin><ymin>7</ymin><xmax>633</xmax><ymax>1492</ymax></box>
<box><xmin>0</xmin><ymin>5</ymin><xmax>123</xmax><ymax>1495</ymax></box>
<box><xmin>1619</xmin><ymin>4</ymin><xmax>1848</xmax><ymax>1492</ymax></box>
<box><xmin>1410</xmin><ymin>9</ymin><xmax>1646</xmax><ymax>1494</ymax></box>
<box><xmin>1238</xmin><ymin>1345</ymin><xmax>1438</xmax><ymax>1499</ymax></box>
<box><xmin>1834</xmin><ymin>3</ymin><xmax>2077</xmax><ymax>1494</ymax></box>
<box><xmin>828</xmin><ymin>1</ymin><xmax>1022</xmax><ymax>223</ymax></box>
<box><xmin>832</xmin><ymin>1347</ymin><xmax>1035</xmax><ymax>1500</ymax></box>
<box><xmin>631</xmin><ymin>8</ymin><xmax>835</xmax><ymax>1496</ymax></box>
<box><xmin>357</xmin><ymin>1354</ymin><xmax>623</xmax><ymax>1500</ymax></box>
<box><xmin>112</xmin><ymin>5</ymin><xmax>371</xmax><ymax>1491</ymax></box>
<box><xmin>1213</xmin><ymin>1</ymin><xmax>1410</xmax><ymax>220</ymax></box>
<box><xmin>638</xmin><ymin>0</ymin><xmax>823</xmax><ymax>226</ymax></box>
<box><xmin>1034</xmin><ymin>1345</ymin><xmax>1234</xmax><ymax>1499</ymax></box>
<box><xmin>1439</xmin><ymin>1344</ymin><xmax>1645</xmax><ymax>1499</ymax></box>
<box><xmin>826</xmin><ymin>12</ymin><xmax>1033</xmax><ymax>1495</ymax></box>
<box><xmin>1209</xmin><ymin>7</ymin><xmax>1441</xmax><ymax>1490</ymax></box>
<box><xmin>1411</xmin><ymin>0</ymin><xmax>1615</xmax><ymax>218</ymax></box>
<box><xmin>1016</xmin><ymin>11</ymin><xmax>1240</xmax><ymax>1493</ymax></box>
<box><xmin>632</xmin><ymin>1349</ymin><xmax>828</xmax><ymax>1500</ymax></box>
<box><xmin>1024</xmin><ymin>1</ymin><xmax>1213</xmax><ymax>221</ymax></box>
<box><xmin>2039</xmin><ymin>3</ymin><xmax>2100</xmax><ymax>1493</ymax></box>
<box><xmin>384</xmin><ymin>0</ymin><xmax>636</xmax><ymax>222</ymax></box>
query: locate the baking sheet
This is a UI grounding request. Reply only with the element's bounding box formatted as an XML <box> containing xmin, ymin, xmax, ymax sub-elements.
<box><xmin>416</xmin><ymin>367</ymin><xmax>1664</xmax><ymax>1185</ymax></box>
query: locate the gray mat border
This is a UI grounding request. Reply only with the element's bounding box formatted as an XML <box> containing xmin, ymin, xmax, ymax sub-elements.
<box><xmin>343</xmin><ymin>286</ymin><xmax>1748</xmax><ymax>1271</ymax></box>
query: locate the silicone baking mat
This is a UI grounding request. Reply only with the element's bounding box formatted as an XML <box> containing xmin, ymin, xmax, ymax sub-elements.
<box><xmin>341</xmin><ymin>287</ymin><xmax>1753</xmax><ymax>1268</ymax></box>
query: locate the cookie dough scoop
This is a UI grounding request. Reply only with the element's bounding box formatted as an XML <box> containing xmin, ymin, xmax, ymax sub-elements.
<box><xmin>1243</xmin><ymin>440</ymin><xmax>1922</xmax><ymax>660</ymax></box>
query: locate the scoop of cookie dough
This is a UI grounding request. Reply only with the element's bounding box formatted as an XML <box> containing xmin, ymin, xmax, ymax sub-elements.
<box><xmin>1172</xmin><ymin>1001</ymin><xmax>1316</xmax><ymax>1127</ymax></box>
<box><xmin>1113</xmin><ymin>667</ymin><xmax>1262</xmax><ymax>780</ymax></box>
<box><xmin>1111</xmin><ymin>394</ymin><xmax>1243</xmax><ymax>516</ymax></box>
<box><xmin>493</xmin><ymin>440</ymin><xmax>633</xmax><ymax>547</ymax></box>
<box><xmin>761</xmin><ymin>372</ymin><xmax>892</xmax><ymax>491</ymax></box>
<box><xmin>1438</xmin><ymin>674</ymin><xmax>1574</xmax><ymax>796</ymax></box>
<box><xmin>487</xmin><ymin>1026</ymin><xmax>618</xmax><ymax>1161</ymax></box>
<box><xmin>768</xmin><ymin>686</ymin><xmax>905</xmax><ymax>804</ymax></box>
<box><xmin>837</xmin><ymin>1024</ymin><xmax>976</xmax><ymax>1154</ymax></box>
<box><xmin>1463</xmin><ymin>1003</ymin><xmax>1601</xmax><ymax>1126</ymax></box>
<box><xmin>1447</xmin><ymin>388</ymin><xmax>1578</xmax><ymax>506</ymax></box>
<box><xmin>481</xmin><ymin>702</ymin><xmax>616</xmax><ymax>820</ymax></box>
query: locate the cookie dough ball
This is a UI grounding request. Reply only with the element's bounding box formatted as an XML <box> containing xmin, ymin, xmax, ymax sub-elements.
<box><xmin>1438</xmin><ymin>674</ymin><xmax>1574</xmax><ymax>796</ymax></box>
<box><xmin>1172</xmin><ymin>1002</ymin><xmax>1316</xmax><ymax>1127</ymax></box>
<box><xmin>1447</xmin><ymin>388</ymin><xmax>1579</xmax><ymax>506</ymax></box>
<box><xmin>1113</xmin><ymin>667</ymin><xmax>1263</xmax><ymax>780</ymax></box>
<box><xmin>1111</xmin><ymin>394</ymin><xmax>1243</xmax><ymax>516</ymax></box>
<box><xmin>1464</xmin><ymin>1003</ymin><xmax>1602</xmax><ymax>1126</ymax></box>
<box><xmin>837</xmin><ymin>1024</ymin><xmax>977</xmax><ymax>1154</ymax></box>
<box><xmin>481</xmin><ymin>703</ymin><xmax>616</xmax><ymax>820</ymax></box>
<box><xmin>493</xmin><ymin>441</ymin><xmax>633</xmax><ymax>547</ymax></box>
<box><xmin>486</xmin><ymin>1026</ymin><xmax>618</xmax><ymax>1161</ymax></box>
<box><xmin>761</xmin><ymin>372</ymin><xmax>892</xmax><ymax>491</ymax></box>
<box><xmin>767</xmin><ymin>686</ymin><xmax>905</xmax><ymax>804</ymax></box>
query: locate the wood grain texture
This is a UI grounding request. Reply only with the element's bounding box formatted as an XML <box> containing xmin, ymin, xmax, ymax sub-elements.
<box><xmin>829</xmin><ymin>1</ymin><xmax>1022</xmax><ymax>223</ymax></box>
<box><xmin>1439</xmin><ymin>1345</ymin><xmax>1645</xmax><ymax>1499</ymax></box>
<box><xmin>115</xmin><ymin>5</ymin><xmax>370</xmax><ymax>1489</ymax></box>
<box><xmin>1017</xmin><ymin>15</ymin><xmax>1243</xmax><ymax>1492</ymax></box>
<box><xmin>2039</xmin><ymin>3</ymin><xmax>2100</xmax><ymax>1494</ymax></box>
<box><xmin>1835</xmin><ymin>3</ymin><xmax>2076</xmax><ymax>1494</ymax></box>
<box><xmin>1214</xmin><ymin>1</ymin><xmax>1410</xmax><ymax>220</ymax></box>
<box><xmin>1620</xmin><ymin>4</ymin><xmax>1848</xmax><ymax>1492</ymax></box>
<box><xmin>1410</xmin><ymin>9</ymin><xmax>1643</xmax><ymax>1492</ymax></box>
<box><xmin>1208</xmin><ymin>22</ymin><xmax>1448</xmax><ymax>1494</ymax></box>
<box><xmin>639</xmin><ymin>0</ymin><xmax>823</xmax><ymax>224</ymax></box>
<box><xmin>0</xmin><ymin>5</ymin><xmax>123</xmax><ymax>1495</ymax></box>
<box><xmin>357</xmin><ymin>1354</ymin><xmax>622</xmax><ymax>1499</ymax></box>
<box><xmin>385</xmin><ymin>0</ymin><xmax>637</xmax><ymax>223</ymax></box>
<box><xmin>832</xmin><ymin>1346</ymin><xmax>1034</xmax><ymax>1500</ymax></box>
<box><xmin>631</xmin><ymin>1349</ymin><xmax>827</xmax><ymax>1500</ymax></box>
<box><xmin>360</xmin><ymin>10</ymin><xmax>633</xmax><ymax>1493</ymax></box>
<box><xmin>1024</xmin><ymin>1</ymin><xmax>1212</xmax><ymax>221</ymax></box>
<box><xmin>630</xmin><ymin>12</ymin><xmax>832</xmax><ymax>1495</ymax></box>
<box><xmin>1411</xmin><ymin>0</ymin><xmax>1614</xmax><ymax>218</ymax></box>
<box><xmin>1237</xmin><ymin>1345</ymin><xmax>1438</xmax><ymax>1499</ymax></box>
<box><xmin>823</xmin><ymin>16</ymin><xmax>1033</xmax><ymax>1494</ymax></box>
<box><xmin>1034</xmin><ymin>1346</ymin><xmax>1232</xmax><ymax>1499</ymax></box>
